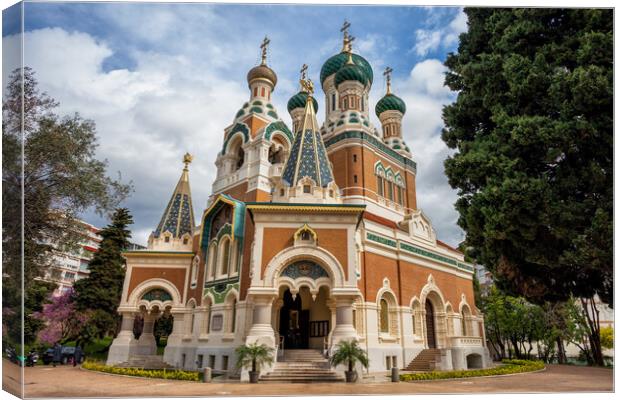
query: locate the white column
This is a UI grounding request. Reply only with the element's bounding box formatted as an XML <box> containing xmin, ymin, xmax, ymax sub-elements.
<box><xmin>245</xmin><ymin>294</ymin><xmax>277</xmax><ymax>347</ymax></box>
<box><xmin>330</xmin><ymin>296</ymin><xmax>358</xmax><ymax>348</ymax></box>
<box><xmin>107</xmin><ymin>312</ymin><xmax>138</xmax><ymax>365</ymax></box>
<box><xmin>136</xmin><ymin>312</ymin><xmax>158</xmax><ymax>355</ymax></box>
<box><xmin>163</xmin><ymin>310</ymin><xmax>186</xmax><ymax>367</ymax></box>
<box><xmin>241</xmin><ymin>292</ymin><xmax>277</xmax><ymax>382</ymax></box>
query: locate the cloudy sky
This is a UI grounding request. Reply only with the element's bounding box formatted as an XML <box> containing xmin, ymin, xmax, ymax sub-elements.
<box><xmin>3</xmin><ymin>2</ymin><xmax>467</xmax><ymax>247</ymax></box>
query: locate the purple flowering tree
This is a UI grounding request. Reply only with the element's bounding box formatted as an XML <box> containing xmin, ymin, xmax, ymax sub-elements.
<box><xmin>34</xmin><ymin>289</ymin><xmax>87</xmax><ymax>345</ymax></box>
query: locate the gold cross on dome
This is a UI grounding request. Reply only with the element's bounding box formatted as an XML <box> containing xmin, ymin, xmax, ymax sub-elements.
<box><xmin>300</xmin><ymin>64</ymin><xmax>308</xmax><ymax>80</ymax></box>
<box><xmin>341</xmin><ymin>20</ymin><xmax>351</xmax><ymax>51</ymax></box>
<box><xmin>384</xmin><ymin>66</ymin><xmax>393</xmax><ymax>94</ymax></box>
<box><xmin>183</xmin><ymin>152</ymin><xmax>193</xmax><ymax>169</ymax></box>
<box><xmin>300</xmin><ymin>78</ymin><xmax>314</xmax><ymax>95</ymax></box>
<box><xmin>260</xmin><ymin>36</ymin><xmax>270</xmax><ymax>65</ymax></box>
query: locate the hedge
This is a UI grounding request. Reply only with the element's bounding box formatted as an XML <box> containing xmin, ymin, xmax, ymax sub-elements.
<box><xmin>82</xmin><ymin>361</ymin><xmax>200</xmax><ymax>381</ymax></box>
<box><xmin>400</xmin><ymin>359</ymin><xmax>544</xmax><ymax>381</ymax></box>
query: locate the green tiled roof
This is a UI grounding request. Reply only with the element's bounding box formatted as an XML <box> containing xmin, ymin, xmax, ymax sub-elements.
<box><xmin>287</xmin><ymin>91</ymin><xmax>319</xmax><ymax>112</ymax></box>
<box><xmin>375</xmin><ymin>93</ymin><xmax>406</xmax><ymax>116</ymax></box>
<box><xmin>335</xmin><ymin>62</ymin><xmax>368</xmax><ymax>86</ymax></box>
<box><xmin>320</xmin><ymin>52</ymin><xmax>373</xmax><ymax>86</ymax></box>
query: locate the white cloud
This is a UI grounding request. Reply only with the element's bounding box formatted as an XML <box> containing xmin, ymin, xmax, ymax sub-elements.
<box><xmin>413</xmin><ymin>9</ymin><xmax>468</xmax><ymax>56</ymax></box>
<box><xmin>3</xmin><ymin>27</ymin><xmax>249</xmax><ymax>245</ymax></box>
<box><xmin>395</xmin><ymin>59</ymin><xmax>464</xmax><ymax>246</ymax></box>
<box><xmin>3</xmin><ymin>17</ymin><xmax>465</xmax><ymax>247</ymax></box>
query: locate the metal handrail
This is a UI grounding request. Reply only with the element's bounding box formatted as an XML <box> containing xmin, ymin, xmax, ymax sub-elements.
<box><xmin>277</xmin><ymin>334</ymin><xmax>285</xmax><ymax>360</ymax></box>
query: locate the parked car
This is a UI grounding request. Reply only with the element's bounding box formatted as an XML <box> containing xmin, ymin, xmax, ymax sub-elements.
<box><xmin>42</xmin><ymin>346</ymin><xmax>85</xmax><ymax>365</ymax></box>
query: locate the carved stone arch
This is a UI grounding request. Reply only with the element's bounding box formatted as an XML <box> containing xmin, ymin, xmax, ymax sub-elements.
<box><xmin>445</xmin><ymin>302</ymin><xmax>454</xmax><ymax>314</ymax></box>
<box><xmin>264</xmin><ymin>245</ymin><xmax>345</xmax><ymax>288</ymax></box>
<box><xmin>374</xmin><ymin>161</ymin><xmax>386</xmax><ymax>176</ymax></box>
<box><xmin>221</xmin><ymin>123</ymin><xmax>250</xmax><ymax>155</ymax></box>
<box><xmin>128</xmin><ymin>278</ymin><xmax>182</xmax><ymax>311</ymax></box>
<box><xmin>376</xmin><ymin>285</ymin><xmax>399</xmax><ymax>336</ymax></box>
<box><xmin>187</xmin><ymin>298</ymin><xmax>197</xmax><ymax>308</ymax></box>
<box><xmin>203</xmin><ymin>291</ymin><xmax>216</xmax><ymax>305</ymax></box>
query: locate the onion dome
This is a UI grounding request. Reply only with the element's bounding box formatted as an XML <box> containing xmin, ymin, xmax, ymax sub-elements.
<box><xmin>247</xmin><ymin>64</ymin><xmax>277</xmax><ymax>88</ymax></box>
<box><xmin>320</xmin><ymin>52</ymin><xmax>373</xmax><ymax>86</ymax></box>
<box><xmin>335</xmin><ymin>59</ymin><xmax>368</xmax><ymax>87</ymax></box>
<box><xmin>287</xmin><ymin>91</ymin><xmax>319</xmax><ymax>112</ymax></box>
<box><xmin>375</xmin><ymin>93</ymin><xmax>406</xmax><ymax>117</ymax></box>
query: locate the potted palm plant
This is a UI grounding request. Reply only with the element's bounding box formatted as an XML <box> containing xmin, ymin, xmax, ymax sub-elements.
<box><xmin>235</xmin><ymin>342</ymin><xmax>274</xmax><ymax>383</ymax></box>
<box><xmin>329</xmin><ymin>339</ymin><xmax>369</xmax><ymax>383</ymax></box>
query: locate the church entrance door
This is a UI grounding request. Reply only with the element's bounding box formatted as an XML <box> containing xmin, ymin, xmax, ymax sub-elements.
<box><xmin>279</xmin><ymin>289</ymin><xmax>310</xmax><ymax>349</ymax></box>
<box><xmin>425</xmin><ymin>299</ymin><xmax>437</xmax><ymax>349</ymax></box>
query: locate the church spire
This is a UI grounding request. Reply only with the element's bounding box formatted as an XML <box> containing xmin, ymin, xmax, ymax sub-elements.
<box><xmin>281</xmin><ymin>78</ymin><xmax>334</xmax><ymax>189</ymax></box>
<box><xmin>151</xmin><ymin>153</ymin><xmax>195</xmax><ymax>244</ymax></box>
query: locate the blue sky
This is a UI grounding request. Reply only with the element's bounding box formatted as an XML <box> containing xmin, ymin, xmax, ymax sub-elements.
<box><xmin>3</xmin><ymin>2</ymin><xmax>468</xmax><ymax>246</ymax></box>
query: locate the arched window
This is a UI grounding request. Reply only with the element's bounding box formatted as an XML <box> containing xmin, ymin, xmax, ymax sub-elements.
<box><xmin>261</xmin><ymin>87</ymin><xmax>265</xmax><ymax>97</ymax></box>
<box><xmin>208</xmin><ymin>242</ymin><xmax>217</xmax><ymax>280</ymax></box>
<box><xmin>219</xmin><ymin>237</ymin><xmax>231</xmax><ymax>276</ymax></box>
<box><xmin>231</xmin><ymin>299</ymin><xmax>237</xmax><ymax>333</ymax></box>
<box><xmin>253</xmin><ymin>87</ymin><xmax>258</xmax><ymax>97</ymax></box>
<box><xmin>331</xmin><ymin>93</ymin><xmax>336</xmax><ymax>111</ymax></box>
<box><xmin>206</xmin><ymin>300</ymin><xmax>212</xmax><ymax>334</ymax></box>
<box><xmin>461</xmin><ymin>305</ymin><xmax>472</xmax><ymax>336</ymax></box>
<box><xmin>191</xmin><ymin>256</ymin><xmax>200</xmax><ymax>286</ymax></box>
<box><xmin>396</xmin><ymin>186</ymin><xmax>403</xmax><ymax>206</ymax></box>
<box><xmin>387</xmin><ymin>181</ymin><xmax>394</xmax><ymax>201</ymax></box>
<box><xmin>377</xmin><ymin>175</ymin><xmax>384</xmax><ymax>197</ymax></box>
<box><xmin>343</xmin><ymin>98</ymin><xmax>348</xmax><ymax>110</ymax></box>
<box><xmin>380</xmin><ymin>298</ymin><xmax>389</xmax><ymax>333</ymax></box>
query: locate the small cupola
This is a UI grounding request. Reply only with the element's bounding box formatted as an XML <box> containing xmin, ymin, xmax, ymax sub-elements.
<box><xmin>247</xmin><ymin>36</ymin><xmax>277</xmax><ymax>101</ymax></box>
<box><xmin>288</xmin><ymin>64</ymin><xmax>319</xmax><ymax>133</ymax></box>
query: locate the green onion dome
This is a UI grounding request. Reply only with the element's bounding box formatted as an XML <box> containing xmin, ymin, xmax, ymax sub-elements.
<box><xmin>287</xmin><ymin>91</ymin><xmax>319</xmax><ymax>112</ymax></box>
<box><xmin>335</xmin><ymin>61</ymin><xmax>368</xmax><ymax>87</ymax></box>
<box><xmin>247</xmin><ymin>64</ymin><xmax>278</xmax><ymax>88</ymax></box>
<box><xmin>375</xmin><ymin>93</ymin><xmax>406</xmax><ymax>117</ymax></box>
<box><xmin>320</xmin><ymin>52</ymin><xmax>373</xmax><ymax>86</ymax></box>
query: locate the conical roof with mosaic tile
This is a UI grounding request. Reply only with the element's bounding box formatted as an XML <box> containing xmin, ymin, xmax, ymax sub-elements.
<box><xmin>281</xmin><ymin>80</ymin><xmax>334</xmax><ymax>188</ymax></box>
<box><xmin>152</xmin><ymin>153</ymin><xmax>195</xmax><ymax>239</ymax></box>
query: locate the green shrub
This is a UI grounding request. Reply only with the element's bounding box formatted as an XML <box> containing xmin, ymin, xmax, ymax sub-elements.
<box><xmin>400</xmin><ymin>359</ymin><xmax>544</xmax><ymax>381</ymax></box>
<box><xmin>82</xmin><ymin>361</ymin><xmax>199</xmax><ymax>381</ymax></box>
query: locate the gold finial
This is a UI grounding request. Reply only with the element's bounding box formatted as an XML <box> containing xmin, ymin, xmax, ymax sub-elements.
<box><xmin>183</xmin><ymin>152</ymin><xmax>193</xmax><ymax>170</ymax></box>
<box><xmin>300</xmin><ymin>78</ymin><xmax>314</xmax><ymax>96</ymax></box>
<box><xmin>260</xmin><ymin>36</ymin><xmax>270</xmax><ymax>65</ymax></box>
<box><xmin>340</xmin><ymin>20</ymin><xmax>351</xmax><ymax>52</ymax></box>
<box><xmin>384</xmin><ymin>66</ymin><xmax>393</xmax><ymax>94</ymax></box>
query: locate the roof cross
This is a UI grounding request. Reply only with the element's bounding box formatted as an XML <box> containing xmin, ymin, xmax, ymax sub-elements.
<box><xmin>341</xmin><ymin>20</ymin><xmax>351</xmax><ymax>51</ymax></box>
<box><xmin>260</xmin><ymin>36</ymin><xmax>270</xmax><ymax>65</ymax></box>
<box><xmin>384</xmin><ymin>66</ymin><xmax>393</xmax><ymax>94</ymax></box>
<box><xmin>300</xmin><ymin>64</ymin><xmax>308</xmax><ymax>81</ymax></box>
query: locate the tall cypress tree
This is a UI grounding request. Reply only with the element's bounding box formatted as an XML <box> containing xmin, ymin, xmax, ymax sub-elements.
<box><xmin>442</xmin><ymin>9</ymin><xmax>612</xmax><ymax>364</ymax></box>
<box><xmin>74</xmin><ymin>208</ymin><xmax>134</xmax><ymax>338</ymax></box>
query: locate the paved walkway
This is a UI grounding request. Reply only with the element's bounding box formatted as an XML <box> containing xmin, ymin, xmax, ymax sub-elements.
<box><xmin>2</xmin><ymin>359</ymin><xmax>613</xmax><ymax>398</ymax></box>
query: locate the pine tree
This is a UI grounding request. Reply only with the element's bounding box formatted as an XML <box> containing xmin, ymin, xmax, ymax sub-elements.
<box><xmin>442</xmin><ymin>9</ymin><xmax>612</xmax><ymax>365</ymax></box>
<box><xmin>74</xmin><ymin>208</ymin><xmax>134</xmax><ymax>337</ymax></box>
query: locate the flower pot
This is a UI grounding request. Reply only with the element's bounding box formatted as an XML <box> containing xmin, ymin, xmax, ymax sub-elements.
<box><xmin>345</xmin><ymin>370</ymin><xmax>357</xmax><ymax>383</ymax></box>
<box><xmin>249</xmin><ymin>371</ymin><xmax>260</xmax><ymax>383</ymax></box>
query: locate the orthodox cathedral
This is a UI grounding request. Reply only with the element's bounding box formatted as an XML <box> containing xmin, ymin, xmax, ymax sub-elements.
<box><xmin>107</xmin><ymin>23</ymin><xmax>490</xmax><ymax>380</ymax></box>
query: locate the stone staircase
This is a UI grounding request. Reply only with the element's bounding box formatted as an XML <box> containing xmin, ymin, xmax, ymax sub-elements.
<box><xmin>115</xmin><ymin>355</ymin><xmax>174</xmax><ymax>370</ymax></box>
<box><xmin>404</xmin><ymin>349</ymin><xmax>441</xmax><ymax>372</ymax></box>
<box><xmin>260</xmin><ymin>349</ymin><xmax>345</xmax><ymax>383</ymax></box>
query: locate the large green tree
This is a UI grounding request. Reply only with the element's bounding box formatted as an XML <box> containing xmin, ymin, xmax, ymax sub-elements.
<box><xmin>442</xmin><ymin>9</ymin><xmax>612</xmax><ymax>365</ymax></box>
<box><xmin>74</xmin><ymin>208</ymin><xmax>134</xmax><ymax>339</ymax></box>
<box><xmin>2</xmin><ymin>67</ymin><xmax>131</xmax><ymax>345</ymax></box>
